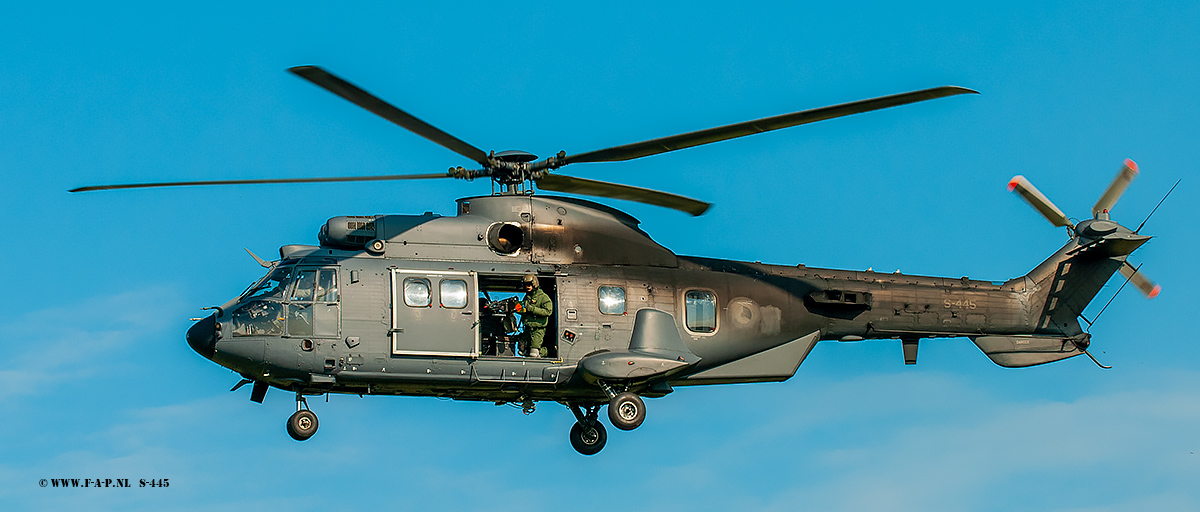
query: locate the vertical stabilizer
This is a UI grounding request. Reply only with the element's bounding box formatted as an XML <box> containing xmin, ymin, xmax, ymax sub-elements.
<box><xmin>974</xmin><ymin>161</ymin><xmax>1155</xmax><ymax>368</ymax></box>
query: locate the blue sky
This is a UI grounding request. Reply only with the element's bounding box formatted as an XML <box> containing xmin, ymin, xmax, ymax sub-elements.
<box><xmin>2</xmin><ymin>1</ymin><xmax>1198</xmax><ymax>510</ymax></box>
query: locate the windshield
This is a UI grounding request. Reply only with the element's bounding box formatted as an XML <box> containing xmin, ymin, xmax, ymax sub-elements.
<box><xmin>240</xmin><ymin>265</ymin><xmax>294</xmax><ymax>301</ymax></box>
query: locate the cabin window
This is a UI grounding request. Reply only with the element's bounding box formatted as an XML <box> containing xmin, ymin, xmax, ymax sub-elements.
<box><xmin>404</xmin><ymin>278</ymin><xmax>432</xmax><ymax>307</ymax></box>
<box><xmin>685</xmin><ymin>290</ymin><xmax>717</xmax><ymax>333</ymax></box>
<box><xmin>598</xmin><ymin>286</ymin><xmax>625</xmax><ymax>315</ymax></box>
<box><xmin>440</xmin><ymin>279</ymin><xmax>468</xmax><ymax>308</ymax></box>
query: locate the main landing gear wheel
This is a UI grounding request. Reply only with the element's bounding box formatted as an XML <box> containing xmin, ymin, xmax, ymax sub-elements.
<box><xmin>608</xmin><ymin>391</ymin><xmax>646</xmax><ymax>431</ymax></box>
<box><xmin>570</xmin><ymin>421</ymin><xmax>607</xmax><ymax>455</ymax></box>
<box><xmin>287</xmin><ymin>410</ymin><xmax>319</xmax><ymax>440</ymax></box>
<box><xmin>287</xmin><ymin>394</ymin><xmax>318</xmax><ymax>441</ymax></box>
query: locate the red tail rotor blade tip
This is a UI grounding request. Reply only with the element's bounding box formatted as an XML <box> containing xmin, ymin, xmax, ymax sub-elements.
<box><xmin>1007</xmin><ymin>176</ymin><xmax>1022</xmax><ymax>191</ymax></box>
<box><xmin>1148</xmin><ymin>284</ymin><xmax>1161</xmax><ymax>299</ymax></box>
<box><xmin>1124</xmin><ymin>158</ymin><xmax>1139</xmax><ymax>173</ymax></box>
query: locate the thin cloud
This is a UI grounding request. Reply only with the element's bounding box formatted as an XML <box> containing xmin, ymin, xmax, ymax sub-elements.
<box><xmin>0</xmin><ymin>287</ymin><xmax>188</xmax><ymax>401</ymax></box>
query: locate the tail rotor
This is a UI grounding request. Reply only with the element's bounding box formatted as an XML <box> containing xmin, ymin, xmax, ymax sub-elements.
<box><xmin>1119</xmin><ymin>261</ymin><xmax>1160</xmax><ymax>299</ymax></box>
<box><xmin>1092</xmin><ymin>159</ymin><xmax>1139</xmax><ymax>220</ymax></box>
<box><xmin>1008</xmin><ymin>159</ymin><xmax>1159</xmax><ymax>299</ymax></box>
<box><xmin>1007</xmin><ymin>175</ymin><xmax>1074</xmax><ymax>229</ymax></box>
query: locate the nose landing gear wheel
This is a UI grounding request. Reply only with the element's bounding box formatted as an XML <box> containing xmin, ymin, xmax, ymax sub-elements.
<box><xmin>569</xmin><ymin>421</ymin><xmax>607</xmax><ymax>455</ymax></box>
<box><xmin>287</xmin><ymin>409</ymin><xmax>319</xmax><ymax>441</ymax></box>
<box><xmin>608</xmin><ymin>391</ymin><xmax>645</xmax><ymax>431</ymax></box>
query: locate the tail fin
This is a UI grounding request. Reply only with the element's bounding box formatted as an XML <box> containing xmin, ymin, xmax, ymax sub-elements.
<box><xmin>974</xmin><ymin>161</ymin><xmax>1156</xmax><ymax>368</ymax></box>
<box><xmin>973</xmin><ymin>234</ymin><xmax>1146</xmax><ymax>368</ymax></box>
<box><xmin>1026</xmin><ymin>237</ymin><xmax>1141</xmax><ymax>335</ymax></box>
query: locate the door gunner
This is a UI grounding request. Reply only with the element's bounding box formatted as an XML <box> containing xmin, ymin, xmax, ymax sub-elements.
<box><xmin>515</xmin><ymin>274</ymin><xmax>552</xmax><ymax>358</ymax></box>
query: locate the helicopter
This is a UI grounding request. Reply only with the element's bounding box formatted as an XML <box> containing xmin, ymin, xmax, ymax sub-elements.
<box><xmin>72</xmin><ymin>66</ymin><xmax>1160</xmax><ymax>455</ymax></box>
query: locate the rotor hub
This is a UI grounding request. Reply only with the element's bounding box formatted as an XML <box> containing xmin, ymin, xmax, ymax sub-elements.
<box><xmin>1075</xmin><ymin>219</ymin><xmax>1120</xmax><ymax>239</ymax></box>
<box><xmin>492</xmin><ymin>150</ymin><xmax>538</xmax><ymax>163</ymax></box>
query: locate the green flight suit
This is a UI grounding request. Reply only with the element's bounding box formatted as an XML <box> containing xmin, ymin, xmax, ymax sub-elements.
<box><xmin>518</xmin><ymin>287</ymin><xmax>553</xmax><ymax>357</ymax></box>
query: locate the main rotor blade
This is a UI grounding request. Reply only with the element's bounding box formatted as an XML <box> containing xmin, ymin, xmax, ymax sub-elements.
<box><xmin>70</xmin><ymin>172</ymin><xmax>452</xmax><ymax>193</ymax></box>
<box><xmin>288</xmin><ymin>66</ymin><xmax>491</xmax><ymax>166</ymax></box>
<box><xmin>1008</xmin><ymin>175</ymin><xmax>1074</xmax><ymax>229</ymax></box>
<box><xmin>1093</xmin><ymin>159</ymin><xmax>1139</xmax><ymax>218</ymax></box>
<box><xmin>556</xmin><ymin>86</ymin><xmax>978</xmax><ymax>165</ymax></box>
<box><xmin>1119</xmin><ymin>261</ymin><xmax>1160</xmax><ymax>299</ymax></box>
<box><xmin>535</xmin><ymin>174</ymin><xmax>711</xmax><ymax>216</ymax></box>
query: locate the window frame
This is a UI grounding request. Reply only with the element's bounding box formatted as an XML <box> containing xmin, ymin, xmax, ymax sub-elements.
<box><xmin>683</xmin><ymin>288</ymin><xmax>719</xmax><ymax>335</ymax></box>
<box><xmin>439</xmin><ymin>278</ymin><xmax>469</xmax><ymax>309</ymax></box>
<box><xmin>240</xmin><ymin>265</ymin><xmax>295</xmax><ymax>302</ymax></box>
<box><xmin>597</xmin><ymin>285</ymin><xmax>626</xmax><ymax>315</ymax></box>
<box><xmin>314</xmin><ymin>268</ymin><xmax>339</xmax><ymax>303</ymax></box>
<box><xmin>403</xmin><ymin>277</ymin><xmax>433</xmax><ymax>308</ymax></box>
<box><xmin>230</xmin><ymin>300</ymin><xmax>286</xmax><ymax>338</ymax></box>
<box><xmin>289</xmin><ymin>269</ymin><xmax>318</xmax><ymax>302</ymax></box>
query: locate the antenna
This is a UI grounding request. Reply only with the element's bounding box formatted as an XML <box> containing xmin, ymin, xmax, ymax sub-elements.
<box><xmin>1134</xmin><ymin>178</ymin><xmax>1181</xmax><ymax>234</ymax></box>
<box><xmin>1083</xmin><ymin>263</ymin><xmax>1141</xmax><ymax>331</ymax></box>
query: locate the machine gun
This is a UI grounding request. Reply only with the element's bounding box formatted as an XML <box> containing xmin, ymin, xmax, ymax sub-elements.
<box><xmin>486</xmin><ymin>296</ymin><xmax>521</xmax><ymax>315</ymax></box>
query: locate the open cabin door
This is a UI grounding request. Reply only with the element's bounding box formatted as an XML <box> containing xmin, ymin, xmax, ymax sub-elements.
<box><xmin>390</xmin><ymin>269</ymin><xmax>478</xmax><ymax>357</ymax></box>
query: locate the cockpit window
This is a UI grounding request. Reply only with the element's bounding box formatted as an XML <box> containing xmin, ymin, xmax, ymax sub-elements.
<box><xmin>291</xmin><ymin>270</ymin><xmax>317</xmax><ymax>301</ymax></box>
<box><xmin>242</xmin><ymin>266</ymin><xmax>294</xmax><ymax>301</ymax></box>
<box><xmin>316</xmin><ymin>270</ymin><xmax>338</xmax><ymax>302</ymax></box>
<box><xmin>234</xmin><ymin>266</ymin><xmax>341</xmax><ymax>338</ymax></box>
<box><xmin>231</xmin><ymin>301</ymin><xmax>285</xmax><ymax>337</ymax></box>
<box><xmin>289</xmin><ymin>269</ymin><xmax>339</xmax><ymax>303</ymax></box>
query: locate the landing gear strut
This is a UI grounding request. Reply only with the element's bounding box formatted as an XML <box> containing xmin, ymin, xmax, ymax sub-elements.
<box><xmin>599</xmin><ymin>382</ymin><xmax>647</xmax><ymax>431</ymax></box>
<box><xmin>287</xmin><ymin>394</ymin><xmax>319</xmax><ymax>441</ymax></box>
<box><xmin>567</xmin><ymin>403</ymin><xmax>606</xmax><ymax>455</ymax></box>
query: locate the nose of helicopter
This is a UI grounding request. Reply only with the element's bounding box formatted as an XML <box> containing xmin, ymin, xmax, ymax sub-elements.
<box><xmin>187</xmin><ymin>314</ymin><xmax>217</xmax><ymax>358</ymax></box>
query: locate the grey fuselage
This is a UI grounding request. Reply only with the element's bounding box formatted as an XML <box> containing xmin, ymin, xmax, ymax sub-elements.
<box><xmin>189</xmin><ymin>194</ymin><xmax>1136</xmax><ymax>403</ymax></box>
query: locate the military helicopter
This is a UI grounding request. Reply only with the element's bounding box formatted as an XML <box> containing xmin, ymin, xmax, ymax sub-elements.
<box><xmin>72</xmin><ymin>66</ymin><xmax>1160</xmax><ymax>455</ymax></box>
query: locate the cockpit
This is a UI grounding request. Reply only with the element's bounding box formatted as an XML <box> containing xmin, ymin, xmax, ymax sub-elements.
<box><xmin>241</xmin><ymin>264</ymin><xmax>294</xmax><ymax>302</ymax></box>
<box><xmin>231</xmin><ymin>263</ymin><xmax>340</xmax><ymax>338</ymax></box>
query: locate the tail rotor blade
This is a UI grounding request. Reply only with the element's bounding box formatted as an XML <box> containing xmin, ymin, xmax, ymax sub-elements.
<box><xmin>1120</xmin><ymin>261</ymin><xmax>1160</xmax><ymax>299</ymax></box>
<box><xmin>1008</xmin><ymin>175</ymin><xmax>1074</xmax><ymax>229</ymax></box>
<box><xmin>1093</xmin><ymin>159</ymin><xmax>1139</xmax><ymax>219</ymax></box>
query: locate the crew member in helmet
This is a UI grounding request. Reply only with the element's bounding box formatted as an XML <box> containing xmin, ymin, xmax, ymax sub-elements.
<box><xmin>514</xmin><ymin>273</ymin><xmax>553</xmax><ymax>358</ymax></box>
